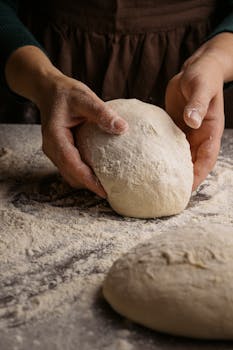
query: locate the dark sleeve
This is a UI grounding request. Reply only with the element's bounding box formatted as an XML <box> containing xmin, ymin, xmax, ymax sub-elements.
<box><xmin>206</xmin><ymin>0</ymin><xmax>233</xmax><ymax>88</ymax></box>
<box><xmin>0</xmin><ymin>0</ymin><xmax>46</xmax><ymax>99</ymax></box>
<box><xmin>208</xmin><ymin>0</ymin><xmax>233</xmax><ymax>38</ymax></box>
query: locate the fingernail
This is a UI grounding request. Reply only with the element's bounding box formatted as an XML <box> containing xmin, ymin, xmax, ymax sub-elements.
<box><xmin>187</xmin><ymin>110</ymin><xmax>202</xmax><ymax>128</ymax></box>
<box><xmin>113</xmin><ymin>118</ymin><xmax>129</xmax><ymax>134</ymax></box>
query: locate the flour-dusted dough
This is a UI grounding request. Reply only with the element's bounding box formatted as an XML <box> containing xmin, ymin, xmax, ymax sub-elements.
<box><xmin>77</xmin><ymin>99</ymin><xmax>193</xmax><ymax>218</ymax></box>
<box><xmin>103</xmin><ymin>225</ymin><xmax>233</xmax><ymax>339</ymax></box>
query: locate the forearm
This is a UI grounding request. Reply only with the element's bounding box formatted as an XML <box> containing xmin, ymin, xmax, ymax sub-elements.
<box><xmin>0</xmin><ymin>0</ymin><xmax>45</xmax><ymax>95</ymax></box>
<box><xmin>5</xmin><ymin>45</ymin><xmax>63</xmax><ymax>106</ymax></box>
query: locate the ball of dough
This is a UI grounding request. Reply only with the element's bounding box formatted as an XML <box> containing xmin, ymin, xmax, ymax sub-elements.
<box><xmin>76</xmin><ymin>99</ymin><xmax>193</xmax><ymax>218</ymax></box>
<box><xmin>103</xmin><ymin>225</ymin><xmax>233</xmax><ymax>339</ymax></box>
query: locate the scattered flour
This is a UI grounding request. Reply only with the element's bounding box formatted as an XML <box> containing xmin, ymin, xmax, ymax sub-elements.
<box><xmin>104</xmin><ymin>339</ymin><xmax>134</xmax><ymax>350</ymax></box>
<box><xmin>0</xmin><ymin>125</ymin><xmax>232</xmax><ymax>332</ymax></box>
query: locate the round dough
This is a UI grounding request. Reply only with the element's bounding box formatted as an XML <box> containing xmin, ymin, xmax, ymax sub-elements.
<box><xmin>103</xmin><ymin>225</ymin><xmax>233</xmax><ymax>339</ymax></box>
<box><xmin>76</xmin><ymin>99</ymin><xmax>193</xmax><ymax>218</ymax></box>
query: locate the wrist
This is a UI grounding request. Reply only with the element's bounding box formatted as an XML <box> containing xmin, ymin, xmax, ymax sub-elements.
<box><xmin>32</xmin><ymin>68</ymin><xmax>65</xmax><ymax>108</ymax></box>
<box><xmin>200</xmin><ymin>33</ymin><xmax>233</xmax><ymax>82</ymax></box>
<box><xmin>5</xmin><ymin>46</ymin><xmax>64</xmax><ymax>106</ymax></box>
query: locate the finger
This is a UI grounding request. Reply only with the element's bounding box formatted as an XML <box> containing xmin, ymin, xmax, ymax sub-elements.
<box><xmin>73</xmin><ymin>91</ymin><xmax>128</xmax><ymax>135</ymax></box>
<box><xmin>183</xmin><ymin>83</ymin><xmax>212</xmax><ymax>129</ymax></box>
<box><xmin>192</xmin><ymin>136</ymin><xmax>221</xmax><ymax>191</ymax></box>
<box><xmin>60</xmin><ymin>160</ymin><xmax>107</xmax><ymax>198</ymax></box>
<box><xmin>42</xmin><ymin>128</ymin><xmax>107</xmax><ymax>198</ymax></box>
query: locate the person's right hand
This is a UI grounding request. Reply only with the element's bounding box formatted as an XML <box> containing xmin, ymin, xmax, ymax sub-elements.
<box><xmin>38</xmin><ymin>75</ymin><xmax>128</xmax><ymax>198</ymax></box>
<box><xmin>5</xmin><ymin>46</ymin><xmax>128</xmax><ymax>198</ymax></box>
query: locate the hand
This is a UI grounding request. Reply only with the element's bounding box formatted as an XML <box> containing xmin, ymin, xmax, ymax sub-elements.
<box><xmin>165</xmin><ymin>41</ymin><xmax>225</xmax><ymax>190</ymax></box>
<box><xmin>5</xmin><ymin>46</ymin><xmax>128</xmax><ymax>198</ymax></box>
<box><xmin>39</xmin><ymin>75</ymin><xmax>128</xmax><ymax>198</ymax></box>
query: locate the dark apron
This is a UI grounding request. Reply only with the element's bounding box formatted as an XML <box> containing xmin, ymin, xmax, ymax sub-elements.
<box><xmin>0</xmin><ymin>0</ymin><xmax>232</xmax><ymax>127</ymax></box>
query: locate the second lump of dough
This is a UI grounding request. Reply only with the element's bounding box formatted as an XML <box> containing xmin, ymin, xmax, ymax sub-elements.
<box><xmin>102</xmin><ymin>224</ymin><xmax>233</xmax><ymax>339</ymax></box>
<box><xmin>76</xmin><ymin>99</ymin><xmax>193</xmax><ymax>218</ymax></box>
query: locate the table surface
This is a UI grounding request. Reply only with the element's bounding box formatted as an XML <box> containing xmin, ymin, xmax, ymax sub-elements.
<box><xmin>0</xmin><ymin>125</ymin><xmax>233</xmax><ymax>350</ymax></box>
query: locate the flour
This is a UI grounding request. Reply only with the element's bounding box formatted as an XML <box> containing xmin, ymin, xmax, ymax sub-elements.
<box><xmin>0</xmin><ymin>125</ymin><xmax>233</xmax><ymax>332</ymax></box>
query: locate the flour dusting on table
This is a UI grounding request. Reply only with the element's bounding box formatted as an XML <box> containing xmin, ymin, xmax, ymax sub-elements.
<box><xmin>0</xmin><ymin>126</ymin><xmax>232</xmax><ymax>331</ymax></box>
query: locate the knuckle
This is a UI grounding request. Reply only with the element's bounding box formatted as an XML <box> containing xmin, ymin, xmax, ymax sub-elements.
<box><xmin>182</xmin><ymin>72</ymin><xmax>208</xmax><ymax>94</ymax></box>
<box><xmin>90</xmin><ymin>102</ymin><xmax>113</xmax><ymax>126</ymax></box>
<box><xmin>167</xmin><ymin>73</ymin><xmax>182</xmax><ymax>91</ymax></box>
<box><xmin>180</xmin><ymin>72</ymin><xmax>196</xmax><ymax>89</ymax></box>
<box><xmin>90</xmin><ymin>100</ymin><xmax>106</xmax><ymax>117</ymax></box>
<box><xmin>181</xmin><ymin>55</ymin><xmax>197</xmax><ymax>70</ymax></box>
<box><xmin>76</xmin><ymin>81</ymin><xmax>92</xmax><ymax>93</ymax></box>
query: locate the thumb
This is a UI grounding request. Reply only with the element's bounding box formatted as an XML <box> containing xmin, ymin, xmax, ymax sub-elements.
<box><xmin>183</xmin><ymin>82</ymin><xmax>211</xmax><ymax>129</ymax></box>
<box><xmin>77</xmin><ymin>93</ymin><xmax>128</xmax><ymax>135</ymax></box>
<box><xmin>94</xmin><ymin>102</ymin><xmax>129</xmax><ymax>135</ymax></box>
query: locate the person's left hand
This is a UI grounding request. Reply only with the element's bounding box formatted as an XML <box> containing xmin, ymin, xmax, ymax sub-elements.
<box><xmin>165</xmin><ymin>46</ymin><xmax>225</xmax><ymax>191</ymax></box>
